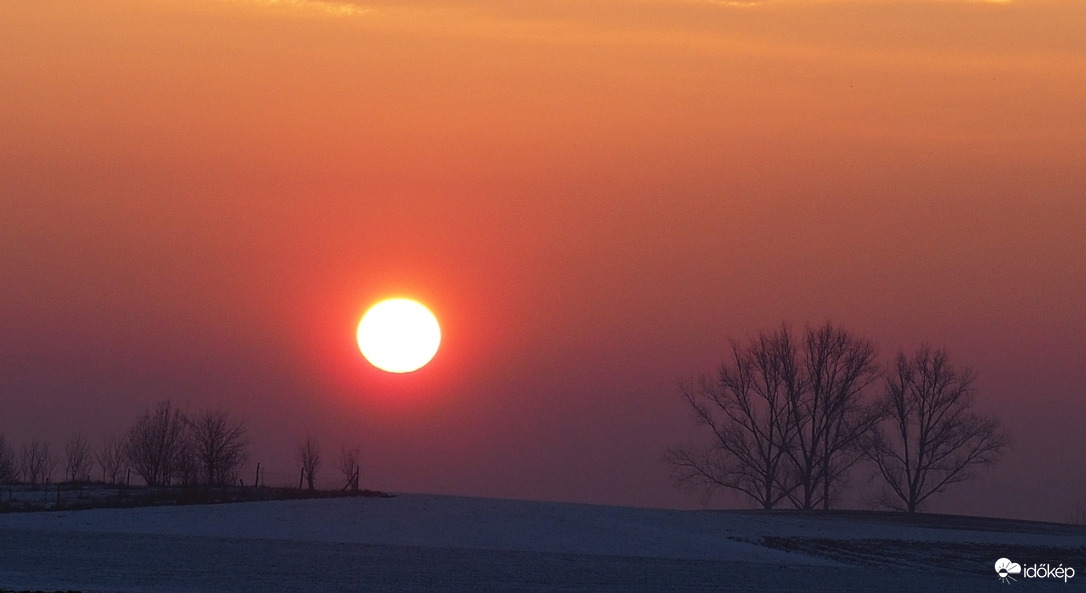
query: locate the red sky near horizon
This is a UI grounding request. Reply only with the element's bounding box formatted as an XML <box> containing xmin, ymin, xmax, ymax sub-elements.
<box><xmin>1</xmin><ymin>0</ymin><xmax>1084</xmax><ymax>521</ymax></box>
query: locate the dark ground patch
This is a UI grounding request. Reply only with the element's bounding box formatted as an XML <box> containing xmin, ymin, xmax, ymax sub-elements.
<box><xmin>728</xmin><ymin>509</ymin><xmax>1086</xmax><ymax>536</ymax></box>
<box><xmin>0</xmin><ymin>484</ymin><xmax>392</xmax><ymax>514</ymax></box>
<box><xmin>757</xmin><ymin>535</ymin><xmax>1085</xmax><ymax>576</ymax></box>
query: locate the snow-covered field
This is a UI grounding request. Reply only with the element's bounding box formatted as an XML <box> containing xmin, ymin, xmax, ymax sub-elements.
<box><xmin>0</xmin><ymin>494</ymin><xmax>1082</xmax><ymax>592</ymax></box>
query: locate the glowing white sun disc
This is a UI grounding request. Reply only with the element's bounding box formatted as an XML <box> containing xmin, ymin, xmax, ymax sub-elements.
<box><xmin>356</xmin><ymin>298</ymin><xmax>441</xmax><ymax>373</ymax></box>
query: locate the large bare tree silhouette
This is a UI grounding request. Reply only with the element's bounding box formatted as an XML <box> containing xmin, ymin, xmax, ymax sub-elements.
<box><xmin>668</xmin><ymin>326</ymin><xmax>800</xmax><ymax>509</ymax></box>
<box><xmin>864</xmin><ymin>346</ymin><xmax>1010</xmax><ymax>513</ymax></box>
<box><xmin>125</xmin><ymin>401</ymin><xmax>188</xmax><ymax>487</ymax></box>
<box><xmin>671</xmin><ymin>323</ymin><xmax>890</xmax><ymax>510</ymax></box>
<box><xmin>189</xmin><ymin>409</ymin><xmax>250</xmax><ymax>488</ymax></box>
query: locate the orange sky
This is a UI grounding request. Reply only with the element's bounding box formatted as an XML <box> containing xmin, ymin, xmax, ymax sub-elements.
<box><xmin>1</xmin><ymin>0</ymin><xmax>1084</xmax><ymax>521</ymax></box>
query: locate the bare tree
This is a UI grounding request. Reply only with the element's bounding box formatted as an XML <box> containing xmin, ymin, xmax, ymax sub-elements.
<box><xmin>1071</xmin><ymin>496</ymin><xmax>1086</xmax><ymax>526</ymax></box>
<box><xmin>667</xmin><ymin>327</ymin><xmax>799</xmax><ymax>509</ymax></box>
<box><xmin>175</xmin><ymin>443</ymin><xmax>200</xmax><ymax>488</ymax></box>
<box><xmin>125</xmin><ymin>400</ymin><xmax>189</xmax><ymax>486</ymax></box>
<box><xmin>188</xmin><ymin>409</ymin><xmax>249</xmax><ymax>488</ymax></box>
<box><xmin>20</xmin><ymin>440</ymin><xmax>56</xmax><ymax>486</ymax></box>
<box><xmin>864</xmin><ymin>346</ymin><xmax>1010</xmax><ymax>513</ymax></box>
<box><xmin>297</xmin><ymin>433</ymin><xmax>321</xmax><ymax>491</ymax></box>
<box><xmin>64</xmin><ymin>432</ymin><xmax>94</xmax><ymax>483</ymax></box>
<box><xmin>336</xmin><ymin>446</ymin><xmax>361</xmax><ymax>492</ymax></box>
<box><xmin>96</xmin><ymin>434</ymin><xmax>128</xmax><ymax>484</ymax></box>
<box><xmin>0</xmin><ymin>435</ymin><xmax>17</xmax><ymax>483</ymax></box>
<box><xmin>784</xmin><ymin>323</ymin><xmax>880</xmax><ymax>510</ymax></box>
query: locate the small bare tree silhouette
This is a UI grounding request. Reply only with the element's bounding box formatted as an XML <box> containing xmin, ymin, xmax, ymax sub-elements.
<box><xmin>64</xmin><ymin>432</ymin><xmax>93</xmax><ymax>483</ymax></box>
<box><xmin>336</xmin><ymin>446</ymin><xmax>361</xmax><ymax>492</ymax></box>
<box><xmin>297</xmin><ymin>433</ymin><xmax>322</xmax><ymax>491</ymax></box>
<box><xmin>20</xmin><ymin>440</ymin><xmax>56</xmax><ymax>486</ymax></box>
<box><xmin>1069</xmin><ymin>496</ymin><xmax>1086</xmax><ymax>525</ymax></box>
<box><xmin>0</xmin><ymin>435</ymin><xmax>17</xmax><ymax>483</ymax></box>
<box><xmin>96</xmin><ymin>434</ymin><xmax>127</xmax><ymax>484</ymax></box>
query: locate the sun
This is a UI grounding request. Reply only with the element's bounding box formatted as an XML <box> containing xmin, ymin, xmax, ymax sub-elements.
<box><xmin>356</xmin><ymin>298</ymin><xmax>441</xmax><ymax>373</ymax></box>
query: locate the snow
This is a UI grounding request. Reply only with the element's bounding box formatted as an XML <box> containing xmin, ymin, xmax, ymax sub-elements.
<box><xmin>0</xmin><ymin>494</ymin><xmax>1082</xmax><ymax>592</ymax></box>
<box><xmin>0</xmin><ymin>494</ymin><xmax>826</xmax><ymax>563</ymax></box>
